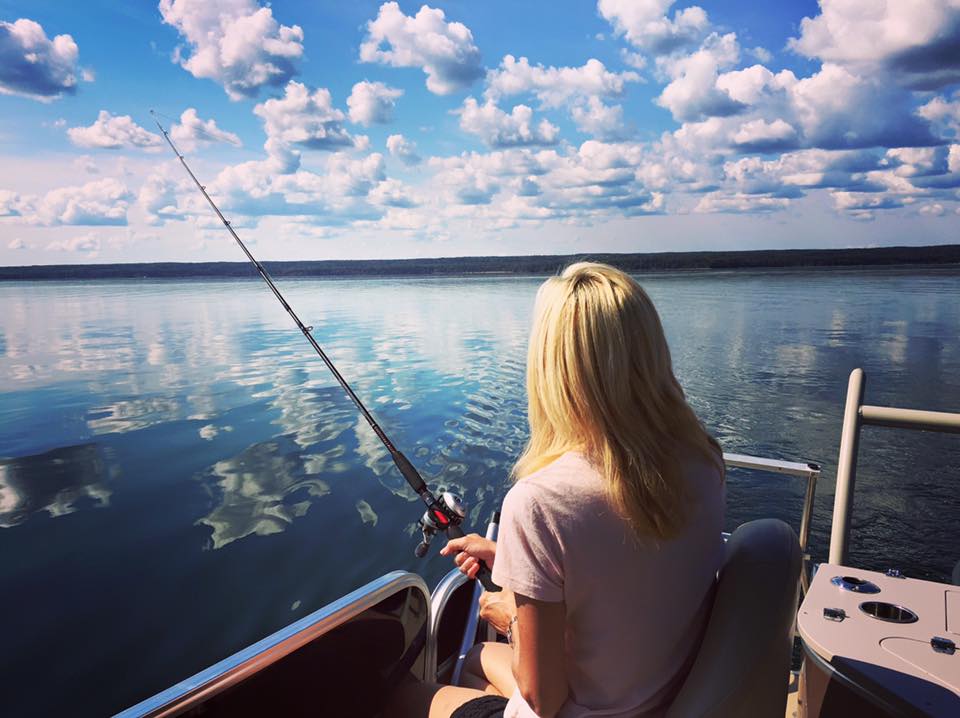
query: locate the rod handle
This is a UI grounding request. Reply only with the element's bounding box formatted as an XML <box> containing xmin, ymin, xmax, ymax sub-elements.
<box><xmin>446</xmin><ymin>524</ymin><xmax>502</xmax><ymax>592</ymax></box>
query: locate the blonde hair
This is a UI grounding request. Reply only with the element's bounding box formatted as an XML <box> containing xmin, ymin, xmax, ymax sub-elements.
<box><xmin>514</xmin><ymin>262</ymin><xmax>723</xmax><ymax>540</ymax></box>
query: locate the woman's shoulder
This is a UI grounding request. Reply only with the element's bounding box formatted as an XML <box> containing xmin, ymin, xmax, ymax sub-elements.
<box><xmin>504</xmin><ymin>452</ymin><xmax>603</xmax><ymax>515</ymax></box>
<box><xmin>514</xmin><ymin>451</ymin><xmax>597</xmax><ymax>488</ymax></box>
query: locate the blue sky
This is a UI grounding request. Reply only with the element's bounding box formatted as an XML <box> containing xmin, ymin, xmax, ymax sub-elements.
<box><xmin>0</xmin><ymin>0</ymin><xmax>958</xmax><ymax>264</ymax></box>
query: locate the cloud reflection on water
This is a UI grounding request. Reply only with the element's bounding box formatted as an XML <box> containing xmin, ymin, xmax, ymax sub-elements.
<box><xmin>197</xmin><ymin>437</ymin><xmax>338</xmax><ymax>550</ymax></box>
<box><xmin>0</xmin><ymin>443</ymin><xmax>113</xmax><ymax>528</ymax></box>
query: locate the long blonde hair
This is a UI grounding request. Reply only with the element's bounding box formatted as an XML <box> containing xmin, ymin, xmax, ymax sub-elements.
<box><xmin>514</xmin><ymin>262</ymin><xmax>723</xmax><ymax>540</ymax></box>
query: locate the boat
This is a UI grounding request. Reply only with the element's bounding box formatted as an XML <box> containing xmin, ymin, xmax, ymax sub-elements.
<box><xmin>114</xmin><ymin>368</ymin><xmax>960</xmax><ymax>717</ymax></box>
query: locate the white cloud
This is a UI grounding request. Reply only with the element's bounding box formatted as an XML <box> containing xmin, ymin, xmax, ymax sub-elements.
<box><xmin>919</xmin><ymin>91</ymin><xmax>960</xmax><ymax>136</ymax></box>
<box><xmin>139</xmin><ymin>174</ymin><xmax>188</xmax><ymax>226</ymax></box>
<box><xmin>169</xmin><ymin>108</ymin><xmax>241</xmax><ymax>151</ymax></box>
<box><xmin>833</xmin><ymin>191</ymin><xmax>909</xmax><ymax>212</ymax></box>
<box><xmin>7</xmin><ymin>238</ymin><xmax>25</xmax><ymax>250</ymax></box>
<box><xmin>788</xmin><ymin>63</ymin><xmax>939</xmax><ymax>149</ymax></box>
<box><xmin>656</xmin><ymin>32</ymin><xmax>743</xmax><ymax>122</ymax></box>
<box><xmin>254</xmin><ymin>81</ymin><xmax>355</xmax><ymax>152</ymax></box>
<box><xmin>459</xmin><ymin>98</ymin><xmax>559</xmax><ymax>148</ymax></box>
<box><xmin>749</xmin><ymin>46</ymin><xmax>773</xmax><ymax>64</ymax></box>
<box><xmin>885</xmin><ymin>147</ymin><xmax>950</xmax><ymax>177</ymax></box>
<box><xmin>369</xmin><ymin>178</ymin><xmax>418</xmax><ymax>208</ymax></box>
<box><xmin>159</xmin><ymin>0</ymin><xmax>304</xmax><ymax>100</ymax></box>
<box><xmin>485</xmin><ymin>55</ymin><xmax>639</xmax><ymax>108</ymax></box>
<box><xmin>347</xmin><ymin>80</ymin><xmax>403</xmax><ymax>125</ymax></box>
<box><xmin>919</xmin><ymin>202</ymin><xmax>946</xmax><ymax>216</ymax></box>
<box><xmin>731</xmin><ymin>118</ymin><xmax>798</xmax><ymax>152</ymax></box>
<box><xmin>67</xmin><ymin>110</ymin><xmax>161</xmax><ymax>150</ymax></box>
<box><xmin>0</xmin><ymin>18</ymin><xmax>85</xmax><ymax>101</ymax></box>
<box><xmin>0</xmin><ymin>190</ymin><xmax>26</xmax><ymax>217</ymax></box>
<box><xmin>571</xmin><ymin>97</ymin><xmax>631</xmax><ymax>140</ymax></box>
<box><xmin>790</xmin><ymin>0</ymin><xmax>960</xmax><ymax>89</ymax></box>
<box><xmin>360</xmin><ymin>2</ymin><xmax>483</xmax><ymax>95</ymax></box>
<box><xmin>694</xmin><ymin>192</ymin><xmax>791</xmax><ymax>214</ymax></box>
<box><xmin>597</xmin><ymin>0</ymin><xmax>709</xmax><ymax>54</ymax></box>
<box><xmin>31</xmin><ymin>178</ymin><xmax>132</xmax><ymax>226</ymax></box>
<box><xmin>46</xmin><ymin>233</ymin><xmax>101</xmax><ymax>254</ymax></box>
<box><xmin>386</xmin><ymin>134</ymin><xmax>421</xmax><ymax>165</ymax></box>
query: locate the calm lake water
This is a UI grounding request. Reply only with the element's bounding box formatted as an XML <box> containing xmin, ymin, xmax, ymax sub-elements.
<box><xmin>2</xmin><ymin>269</ymin><xmax>959</xmax><ymax>717</ymax></box>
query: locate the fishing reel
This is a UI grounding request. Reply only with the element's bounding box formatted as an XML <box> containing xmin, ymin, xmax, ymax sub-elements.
<box><xmin>415</xmin><ymin>488</ymin><xmax>466</xmax><ymax>558</ymax></box>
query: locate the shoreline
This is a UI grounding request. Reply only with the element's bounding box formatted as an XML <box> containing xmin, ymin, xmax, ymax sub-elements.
<box><xmin>2</xmin><ymin>244</ymin><xmax>960</xmax><ymax>280</ymax></box>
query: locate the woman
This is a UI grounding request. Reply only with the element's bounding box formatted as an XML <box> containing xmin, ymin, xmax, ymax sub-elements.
<box><xmin>394</xmin><ymin>262</ymin><xmax>725</xmax><ymax>718</ymax></box>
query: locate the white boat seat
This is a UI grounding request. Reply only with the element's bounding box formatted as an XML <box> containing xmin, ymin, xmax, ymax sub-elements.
<box><xmin>665</xmin><ymin>519</ymin><xmax>801</xmax><ymax>718</ymax></box>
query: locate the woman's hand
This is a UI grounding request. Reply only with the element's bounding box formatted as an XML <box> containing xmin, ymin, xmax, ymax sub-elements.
<box><xmin>478</xmin><ymin>589</ymin><xmax>517</xmax><ymax>635</ymax></box>
<box><xmin>440</xmin><ymin>534</ymin><xmax>496</xmax><ymax>580</ymax></box>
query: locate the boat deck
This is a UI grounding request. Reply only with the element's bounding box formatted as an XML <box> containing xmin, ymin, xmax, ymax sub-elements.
<box><xmin>785</xmin><ymin>671</ymin><xmax>800</xmax><ymax>717</ymax></box>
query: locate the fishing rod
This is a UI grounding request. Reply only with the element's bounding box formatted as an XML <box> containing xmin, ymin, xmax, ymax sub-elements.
<box><xmin>151</xmin><ymin>111</ymin><xmax>499</xmax><ymax>592</ymax></box>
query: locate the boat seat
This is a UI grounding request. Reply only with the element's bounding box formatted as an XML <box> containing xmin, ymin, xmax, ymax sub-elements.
<box><xmin>665</xmin><ymin>519</ymin><xmax>801</xmax><ymax>718</ymax></box>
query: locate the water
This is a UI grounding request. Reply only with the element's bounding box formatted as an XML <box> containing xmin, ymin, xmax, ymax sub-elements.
<box><xmin>1</xmin><ymin>269</ymin><xmax>959</xmax><ymax>717</ymax></box>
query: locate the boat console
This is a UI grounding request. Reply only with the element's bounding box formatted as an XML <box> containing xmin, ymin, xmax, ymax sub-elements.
<box><xmin>798</xmin><ymin>564</ymin><xmax>960</xmax><ymax>716</ymax></box>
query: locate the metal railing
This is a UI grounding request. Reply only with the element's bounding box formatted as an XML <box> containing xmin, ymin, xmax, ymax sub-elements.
<box><xmin>723</xmin><ymin>452</ymin><xmax>820</xmax><ymax>593</ymax></box>
<box><xmin>829</xmin><ymin>368</ymin><xmax>960</xmax><ymax>565</ymax></box>
<box><xmin>115</xmin><ymin>571</ymin><xmax>430</xmax><ymax>718</ymax></box>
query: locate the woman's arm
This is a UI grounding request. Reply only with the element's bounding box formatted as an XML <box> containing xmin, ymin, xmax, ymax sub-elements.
<box><xmin>512</xmin><ymin>594</ymin><xmax>568</xmax><ymax>718</ymax></box>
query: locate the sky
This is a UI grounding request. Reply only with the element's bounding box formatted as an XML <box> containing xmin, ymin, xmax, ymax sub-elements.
<box><xmin>0</xmin><ymin>0</ymin><xmax>958</xmax><ymax>265</ymax></box>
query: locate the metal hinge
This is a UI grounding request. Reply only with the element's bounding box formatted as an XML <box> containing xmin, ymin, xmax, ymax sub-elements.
<box><xmin>931</xmin><ymin>637</ymin><xmax>956</xmax><ymax>655</ymax></box>
<box><xmin>823</xmin><ymin>607</ymin><xmax>847</xmax><ymax>622</ymax></box>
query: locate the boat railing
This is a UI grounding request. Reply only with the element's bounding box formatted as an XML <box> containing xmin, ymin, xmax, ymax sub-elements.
<box><xmin>722</xmin><ymin>452</ymin><xmax>820</xmax><ymax>594</ymax></box>
<box><xmin>115</xmin><ymin>571</ymin><xmax>430</xmax><ymax>718</ymax></box>
<box><xmin>829</xmin><ymin>367</ymin><xmax>960</xmax><ymax>565</ymax></box>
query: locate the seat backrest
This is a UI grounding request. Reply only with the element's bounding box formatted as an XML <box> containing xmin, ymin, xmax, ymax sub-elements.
<box><xmin>666</xmin><ymin>519</ymin><xmax>801</xmax><ymax>718</ymax></box>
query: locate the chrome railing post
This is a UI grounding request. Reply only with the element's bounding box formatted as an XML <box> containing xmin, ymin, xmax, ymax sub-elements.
<box><xmin>829</xmin><ymin>368</ymin><xmax>865</xmax><ymax>565</ymax></box>
<box><xmin>798</xmin><ymin>470</ymin><xmax>818</xmax><ymax>594</ymax></box>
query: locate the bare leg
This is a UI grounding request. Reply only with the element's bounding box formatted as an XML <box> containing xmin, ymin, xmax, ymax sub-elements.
<box><xmin>459</xmin><ymin>642</ymin><xmax>517</xmax><ymax>698</ymax></box>
<box><xmin>386</xmin><ymin>679</ymin><xmax>490</xmax><ymax>718</ymax></box>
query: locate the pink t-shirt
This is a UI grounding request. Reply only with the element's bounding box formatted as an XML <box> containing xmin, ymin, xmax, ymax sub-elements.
<box><xmin>491</xmin><ymin>451</ymin><xmax>725</xmax><ymax>718</ymax></box>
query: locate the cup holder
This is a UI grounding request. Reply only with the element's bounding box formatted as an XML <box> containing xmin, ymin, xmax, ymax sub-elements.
<box><xmin>831</xmin><ymin>575</ymin><xmax>881</xmax><ymax>593</ymax></box>
<box><xmin>859</xmin><ymin>601</ymin><xmax>918</xmax><ymax>623</ymax></box>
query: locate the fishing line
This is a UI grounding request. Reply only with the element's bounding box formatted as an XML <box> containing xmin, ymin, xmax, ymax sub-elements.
<box><xmin>151</xmin><ymin>111</ymin><xmax>500</xmax><ymax>592</ymax></box>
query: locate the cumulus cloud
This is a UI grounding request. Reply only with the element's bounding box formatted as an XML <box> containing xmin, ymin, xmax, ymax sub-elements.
<box><xmin>731</xmin><ymin>118</ymin><xmax>798</xmax><ymax>152</ymax></box>
<box><xmin>0</xmin><ymin>190</ymin><xmax>26</xmax><ymax>217</ymax></box>
<box><xmin>138</xmin><ymin>174</ymin><xmax>188</xmax><ymax>226</ymax></box>
<box><xmin>369</xmin><ymin>178</ymin><xmax>418</xmax><ymax>208</ymax></box>
<box><xmin>254</xmin><ymin>81</ymin><xmax>355</xmax><ymax>152</ymax></box>
<box><xmin>790</xmin><ymin>0</ymin><xmax>960</xmax><ymax>89</ymax></box>
<box><xmin>169</xmin><ymin>108</ymin><xmax>241</xmax><ymax>151</ymax></box>
<box><xmin>426</xmin><ymin>141</ymin><xmax>665</xmax><ymax>221</ymax></box>
<box><xmin>485</xmin><ymin>55</ymin><xmax>639</xmax><ymax>108</ymax></box>
<box><xmin>360</xmin><ymin>2</ymin><xmax>483</xmax><ymax>95</ymax></box>
<box><xmin>656</xmin><ymin>32</ymin><xmax>744</xmax><ymax>122</ymax></box>
<box><xmin>202</xmin><ymin>147</ymin><xmax>390</xmax><ymax>227</ymax></box>
<box><xmin>833</xmin><ymin>191</ymin><xmax>910</xmax><ymax>212</ymax></box>
<box><xmin>919</xmin><ymin>202</ymin><xmax>946</xmax><ymax>216</ymax></box>
<box><xmin>347</xmin><ymin>80</ymin><xmax>403</xmax><ymax>125</ymax></box>
<box><xmin>694</xmin><ymin>192</ymin><xmax>791</xmax><ymax>214</ymax></box>
<box><xmin>571</xmin><ymin>97</ymin><xmax>631</xmax><ymax>140</ymax></box>
<box><xmin>7</xmin><ymin>238</ymin><xmax>25</xmax><ymax>250</ymax></box>
<box><xmin>0</xmin><ymin>18</ymin><xmax>85</xmax><ymax>101</ymax></box>
<box><xmin>597</xmin><ymin>0</ymin><xmax>709</xmax><ymax>55</ymax></box>
<box><xmin>919</xmin><ymin>91</ymin><xmax>960</xmax><ymax>137</ymax></box>
<box><xmin>386</xmin><ymin>134</ymin><xmax>422</xmax><ymax>165</ymax></box>
<box><xmin>67</xmin><ymin>110</ymin><xmax>161</xmax><ymax>150</ymax></box>
<box><xmin>159</xmin><ymin>0</ymin><xmax>304</xmax><ymax>100</ymax></box>
<box><xmin>47</xmin><ymin>233</ymin><xmax>101</xmax><ymax>254</ymax></box>
<box><xmin>789</xmin><ymin>63</ymin><xmax>941</xmax><ymax>149</ymax></box>
<box><xmin>459</xmin><ymin>98</ymin><xmax>559</xmax><ymax>148</ymax></box>
<box><xmin>31</xmin><ymin>178</ymin><xmax>132</xmax><ymax>226</ymax></box>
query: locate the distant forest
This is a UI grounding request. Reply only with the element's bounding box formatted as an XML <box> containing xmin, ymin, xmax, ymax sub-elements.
<box><xmin>2</xmin><ymin>244</ymin><xmax>960</xmax><ymax>280</ymax></box>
